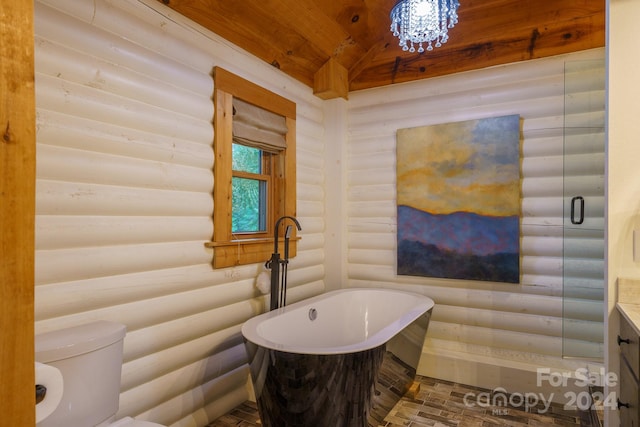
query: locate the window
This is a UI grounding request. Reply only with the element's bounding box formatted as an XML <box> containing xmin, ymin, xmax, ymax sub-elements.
<box><xmin>206</xmin><ymin>68</ymin><xmax>297</xmax><ymax>268</ymax></box>
<box><xmin>232</xmin><ymin>143</ymin><xmax>269</xmax><ymax>234</ymax></box>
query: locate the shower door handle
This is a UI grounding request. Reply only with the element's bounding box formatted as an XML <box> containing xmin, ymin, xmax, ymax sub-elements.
<box><xmin>570</xmin><ymin>196</ymin><xmax>584</xmax><ymax>225</ymax></box>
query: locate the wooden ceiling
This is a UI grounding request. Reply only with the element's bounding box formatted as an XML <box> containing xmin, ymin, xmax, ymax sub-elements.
<box><xmin>160</xmin><ymin>0</ymin><xmax>605</xmax><ymax>98</ymax></box>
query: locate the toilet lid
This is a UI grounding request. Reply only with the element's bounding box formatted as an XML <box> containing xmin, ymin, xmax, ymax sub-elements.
<box><xmin>109</xmin><ymin>416</ymin><xmax>166</xmax><ymax>427</ymax></box>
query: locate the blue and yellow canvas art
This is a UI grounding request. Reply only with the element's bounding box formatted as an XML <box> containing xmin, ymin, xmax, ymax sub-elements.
<box><xmin>396</xmin><ymin>114</ymin><xmax>521</xmax><ymax>283</ymax></box>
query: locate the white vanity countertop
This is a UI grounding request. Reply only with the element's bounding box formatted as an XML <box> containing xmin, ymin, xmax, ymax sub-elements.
<box><xmin>617</xmin><ymin>277</ymin><xmax>640</xmax><ymax>336</ymax></box>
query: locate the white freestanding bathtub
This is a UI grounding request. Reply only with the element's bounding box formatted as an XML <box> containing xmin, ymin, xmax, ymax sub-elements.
<box><xmin>241</xmin><ymin>288</ymin><xmax>434</xmax><ymax>427</ymax></box>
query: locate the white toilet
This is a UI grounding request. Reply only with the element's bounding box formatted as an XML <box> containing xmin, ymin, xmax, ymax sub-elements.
<box><xmin>35</xmin><ymin>321</ymin><xmax>166</xmax><ymax>427</ymax></box>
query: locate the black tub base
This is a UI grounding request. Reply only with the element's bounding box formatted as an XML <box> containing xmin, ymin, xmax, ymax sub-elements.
<box><xmin>244</xmin><ymin>310</ymin><xmax>432</xmax><ymax>427</ymax></box>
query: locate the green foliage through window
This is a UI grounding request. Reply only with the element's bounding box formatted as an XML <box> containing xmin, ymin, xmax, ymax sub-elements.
<box><xmin>232</xmin><ymin>143</ymin><xmax>267</xmax><ymax>233</ymax></box>
<box><xmin>232</xmin><ymin>143</ymin><xmax>261</xmax><ymax>173</ymax></box>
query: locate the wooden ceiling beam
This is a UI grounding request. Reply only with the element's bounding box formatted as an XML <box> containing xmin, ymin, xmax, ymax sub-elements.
<box><xmin>314</xmin><ymin>58</ymin><xmax>348</xmax><ymax>100</ymax></box>
<box><xmin>350</xmin><ymin>12</ymin><xmax>605</xmax><ymax>91</ymax></box>
<box><xmin>348</xmin><ymin>39</ymin><xmax>390</xmax><ymax>84</ymax></box>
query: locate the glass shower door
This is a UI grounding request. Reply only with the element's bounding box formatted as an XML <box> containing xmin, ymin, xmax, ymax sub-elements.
<box><xmin>562</xmin><ymin>58</ymin><xmax>606</xmax><ymax>360</ymax></box>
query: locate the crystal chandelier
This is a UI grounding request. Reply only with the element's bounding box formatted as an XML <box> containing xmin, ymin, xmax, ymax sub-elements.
<box><xmin>390</xmin><ymin>0</ymin><xmax>460</xmax><ymax>53</ymax></box>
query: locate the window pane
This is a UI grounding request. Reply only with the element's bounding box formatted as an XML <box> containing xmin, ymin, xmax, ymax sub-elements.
<box><xmin>232</xmin><ymin>143</ymin><xmax>261</xmax><ymax>173</ymax></box>
<box><xmin>232</xmin><ymin>177</ymin><xmax>266</xmax><ymax>233</ymax></box>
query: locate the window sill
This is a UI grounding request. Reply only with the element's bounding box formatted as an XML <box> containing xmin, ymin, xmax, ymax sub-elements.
<box><xmin>205</xmin><ymin>237</ymin><xmax>299</xmax><ymax>268</ymax></box>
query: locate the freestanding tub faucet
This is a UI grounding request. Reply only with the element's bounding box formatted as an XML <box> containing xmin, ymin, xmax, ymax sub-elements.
<box><xmin>268</xmin><ymin>216</ymin><xmax>301</xmax><ymax>311</ymax></box>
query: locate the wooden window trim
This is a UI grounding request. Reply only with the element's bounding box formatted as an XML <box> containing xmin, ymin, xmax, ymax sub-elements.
<box><xmin>206</xmin><ymin>68</ymin><xmax>297</xmax><ymax>268</ymax></box>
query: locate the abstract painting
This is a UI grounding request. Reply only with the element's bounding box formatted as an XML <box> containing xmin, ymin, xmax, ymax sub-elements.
<box><xmin>396</xmin><ymin>115</ymin><xmax>521</xmax><ymax>283</ymax></box>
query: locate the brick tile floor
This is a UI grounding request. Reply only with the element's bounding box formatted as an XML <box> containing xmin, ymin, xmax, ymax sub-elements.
<box><xmin>206</xmin><ymin>376</ymin><xmax>602</xmax><ymax>427</ymax></box>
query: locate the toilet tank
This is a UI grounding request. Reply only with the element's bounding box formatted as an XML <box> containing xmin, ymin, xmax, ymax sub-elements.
<box><xmin>35</xmin><ymin>321</ymin><xmax>127</xmax><ymax>427</ymax></box>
